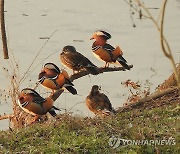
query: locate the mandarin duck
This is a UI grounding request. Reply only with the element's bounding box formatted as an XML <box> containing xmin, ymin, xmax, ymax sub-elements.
<box><xmin>86</xmin><ymin>85</ymin><xmax>116</xmax><ymax>116</ymax></box>
<box><xmin>18</xmin><ymin>88</ymin><xmax>60</xmax><ymax>122</ymax></box>
<box><xmin>60</xmin><ymin>45</ymin><xmax>99</xmax><ymax>75</ymax></box>
<box><xmin>90</xmin><ymin>30</ymin><xmax>130</xmax><ymax>69</ymax></box>
<box><xmin>38</xmin><ymin>62</ymin><xmax>77</xmax><ymax>95</ymax></box>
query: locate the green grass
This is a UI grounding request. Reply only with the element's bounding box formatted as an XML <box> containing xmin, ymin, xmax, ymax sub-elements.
<box><xmin>0</xmin><ymin>102</ymin><xmax>179</xmax><ymax>154</ymax></box>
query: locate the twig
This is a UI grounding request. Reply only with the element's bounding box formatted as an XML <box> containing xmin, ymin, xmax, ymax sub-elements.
<box><xmin>127</xmin><ymin>0</ymin><xmax>179</xmax><ymax>88</ymax></box>
<box><xmin>123</xmin><ymin>0</ymin><xmax>150</xmax><ymax>19</ymax></box>
<box><xmin>117</xmin><ymin>87</ymin><xmax>178</xmax><ymax>112</ymax></box>
<box><xmin>19</xmin><ymin>30</ymin><xmax>58</xmax><ymax>84</ymax></box>
<box><xmin>70</xmin><ymin>65</ymin><xmax>133</xmax><ymax>81</ymax></box>
<box><xmin>31</xmin><ymin>50</ymin><xmax>59</xmax><ymax>76</ymax></box>
<box><xmin>50</xmin><ymin>89</ymin><xmax>64</xmax><ymax>101</ymax></box>
<box><xmin>68</xmin><ymin>102</ymin><xmax>84</xmax><ymax>112</ymax></box>
<box><xmin>44</xmin><ymin>65</ymin><xmax>133</xmax><ymax>103</ymax></box>
<box><xmin>0</xmin><ymin>65</ymin><xmax>133</xmax><ymax>122</ymax></box>
<box><xmin>0</xmin><ymin>114</ymin><xmax>14</xmax><ymax>120</ymax></box>
<box><xmin>0</xmin><ymin>0</ymin><xmax>9</xmax><ymax>59</ymax></box>
<box><xmin>160</xmin><ymin>0</ymin><xmax>180</xmax><ymax>88</ymax></box>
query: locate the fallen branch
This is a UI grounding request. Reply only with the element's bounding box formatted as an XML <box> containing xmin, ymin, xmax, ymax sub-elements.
<box><xmin>117</xmin><ymin>87</ymin><xmax>178</xmax><ymax>112</ymax></box>
<box><xmin>44</xmin><ymin>65</ymin><xmax>134</xmax><ymax>102</ymax></box>
<box><xmin>0</xmin><ymin>114</ymin><xmax>14</xmax><ymax>120</ymax></box>
<box><xmin>0</xmin><ymin>0</ymin><xmax>9</xmax><ymax>59</ymax></box>
<box><xmin>50</xmin><ymin>89</ymin><xmax>64</xmax><ymax>101</ymax></box>
<box><xmin>70</xmin><ymin>65</ymin><xmax>133</xmax><ymax>81</ymax></box>
<box><xmin>0</xmin><ymin>65</ymin><xmax>133</xmax><ymax>123</ymax></box>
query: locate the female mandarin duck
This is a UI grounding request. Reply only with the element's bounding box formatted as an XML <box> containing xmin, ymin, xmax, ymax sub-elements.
<box><xmin>38</xmin><ymin>62</ymin><xmax>77</xmax><ymax>95</ymax></box>
<box><xmin>60</xmin><ymin>45</ymin><xmax>99</xmax><ymax>75</ymax></box>
<box><xmin>90</xmin><ymin>30</ymin><xmax>130</xmax><ymax>70</ymax></box>
<box><xmin>86</xmin><ymin>85</ymin><xmax>116</xmax><ymax>116</ymax></box>
<box><xmin>18</xmin><ymin>88</ymin><xmax>60</xmax><ymax>122</ymax></box>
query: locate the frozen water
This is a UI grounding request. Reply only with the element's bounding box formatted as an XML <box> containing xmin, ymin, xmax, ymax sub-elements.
<box><xmin>0</xmin><ymin>0</ymin><xmax>180</xmax><ymax>130</ymax></box>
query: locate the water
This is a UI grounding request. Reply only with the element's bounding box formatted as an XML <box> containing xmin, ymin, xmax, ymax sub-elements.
<box><xmin>0</xmin><ymin>0</ymin><xmax>180</xmax><ymax>130</ymax></box>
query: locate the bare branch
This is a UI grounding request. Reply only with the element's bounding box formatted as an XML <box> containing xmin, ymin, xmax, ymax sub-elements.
<box><xmin>70</xmin><ymin>65</ymin><xmax>133</xmax><ymax>82</ymax></box>
<box><xmin>131</xmin><ymin>0</ymin><xmax>180</xmax><ymax>88</ymax></box>
<box><xmin>0</xmin><ymin>0</ymin><xmax>9</xmax><ymax>59</ymax></box>
<box><xmin>0</xmin><ymin>114</ymin><xmax>14</xmax><ymax>120</ymax></box>
<box><xmin>19</xmin><ymin>30</ymin><xmax>58</xmax><ymax>84</ymax></box>
<box><xmin>160</xmin><ymin>0</ymin><xmax>180</xmax><ymax>88</ymax></box>
<box><xmin>123</xmin><ymin>0</ymin><xmax>151</xmax><ymax>19</ymax></box>
<box><xmin>50</xmin><ymin>89</ymin><xmax>64</xmax><ymax>101</ymax></box>
<box><xmin>117</xmin><ymin>87</ymin><xmax>178</xmax><ymax>112</ymax></box>
<box><xmin>48</xmin><ymin>65</ymin><xmax>133</xmax><ymax>102</ymax></box>
<box><xmin>160</xmin><ymin>0</ymin><xmax>171</xmax><ymax>58</ymax></box>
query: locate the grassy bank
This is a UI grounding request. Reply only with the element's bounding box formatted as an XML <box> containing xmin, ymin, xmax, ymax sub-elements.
<box><xmin>0</xmin><ymin>92</ymin><xmax>179</xmax><ymax>153</ymax></box>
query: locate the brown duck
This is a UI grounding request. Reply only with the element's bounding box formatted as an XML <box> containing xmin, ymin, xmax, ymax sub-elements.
<box><xmin>86</xmin><ymin>85</ymin><xmax>116</xmax><ymax>116</ymax></box>
<box><xmin>60</xmin><ymin>45</ymin><xmax>99</xmax><ymax>75</ymax></box>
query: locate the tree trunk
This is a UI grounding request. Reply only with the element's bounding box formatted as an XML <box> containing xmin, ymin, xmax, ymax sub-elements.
<box><xmin>0</xmin><ymin>0</ymin><xmax>9</xmax><ymax>59</ymax></box>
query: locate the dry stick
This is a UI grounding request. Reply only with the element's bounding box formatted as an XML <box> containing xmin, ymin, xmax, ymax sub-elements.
<box><xmin>117</xmin><ymin>87</ymin><xmax>177</xmax><ymax>112</ymax></box>
<box><xmin>135</xmin><ymin>0</ymin><xmax>171</xmax><ymax>53</ymax></box>
<box><xmin>70</xmin><ymin>65</ymin><xmax>133</xmax><ymax>81</ymax></box>
<box><xmin>135</xmin><ymin>0</ymin><xmax>179</xmax><ymax>88</ymax></box>
<box><xmin>68</xmin><ymin>102</ymin><xmax>84</xmax><ymax>112</ymax></box>
<box><xmin>123</xmin><ymin>0</ymin><xmax>150</xmax><ymax>19</ymax></box>
<box><xmin>0</xmin><ymin>66</ymin><xmax>133</xmax><ymax>121</ymax></box>
<box><xmin>48</xmin><ymin>65</ymin><xmax>134</xmax><ymax>101</ymax></box>
<box><xmin>0</xmin><ymin>0</ymin><xmax>9</xmax><ymax>59</ymax></box>
<box><xmin>19</xmin><ymin>30</ymin><xmax>58</xmax><ymax>84</ymax></box>
<box><xmin>46</xmin><ymin>65</ymin><xmax>133</xmax><ymax>102</ymax></box>
<box><xmin>0</xmin><ymin>114</ymin><xmax>14</xmax><ymax>120</ymax></box>
<box><xmin>160</xmin><ymin>0</ymin><xmax>180</xmax><ymax>88</ymax></box>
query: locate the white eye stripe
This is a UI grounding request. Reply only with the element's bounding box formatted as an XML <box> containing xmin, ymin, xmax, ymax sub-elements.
<box><xmin>44</xmin><ymin>63</ymin><xmax>60</xmax><ymax>73</ymax></box>
<box><xmin>51</xmin><ymin>74</ymin><xmax>59</xmax><ymax>80</ymax></box>
<box><xmin>23</xmin><ymin>89</ymin><xmax>34</xmax><ymax>95</ymax></box>
<box><xmin>95</xmin><ymin>31</ymin><xmax>109</xmax><ymax>38</ymax></box>
<box><xmin>38</xmin><ymin>74</ymin><xmax>58</xmax><ymax>81</ymax></box>
<box><xmin>21</xmin><ymin>101</ymin><xmax>29</xmax><ymax>107</ymax></box>
<box><xmin>96</xmin><ymin>31</ymin><xmax>105</xmax><ymax>36</ymax></box>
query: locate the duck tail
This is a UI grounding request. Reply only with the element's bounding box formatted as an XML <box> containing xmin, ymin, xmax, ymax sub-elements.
<box><xmin>48</xmin><ymin>106</ymin><xmax>60</xmax><ymax>117</ymax></box>
<box><xmin>65</xmin><ymin>86</ymin><xmax>78</xmax><ymax>95</ymax></box>
<box><xmin>63</xmin><ymin>79</ymin><xmax>78</xmax><ymax>95</ymax></box>
<box><xmin>116</xmin><ymin>56</ymin><xmax>130</xmax><ymax>70</ymax></box>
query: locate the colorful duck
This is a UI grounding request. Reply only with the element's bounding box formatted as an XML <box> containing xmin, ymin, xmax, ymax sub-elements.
<box><xmin>38</xmin><ymin>62</ymin><xmax>77</xmax><ymax>94</ymax></box>
<box><xmin>18</xmin><ymin>88</ymin><xmax>60</xmax><ymax>122</ymax></box>
<box><xmin>90</xmin><ymin>30</ymin><xmax>130</xmax><ymax>69</ymax></box>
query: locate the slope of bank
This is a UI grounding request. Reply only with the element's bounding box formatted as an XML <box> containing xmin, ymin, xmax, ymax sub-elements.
<box><xmin>0</xmin><ymin>88</ymin><xmax>179</xmax><ymax>153</ymax></box>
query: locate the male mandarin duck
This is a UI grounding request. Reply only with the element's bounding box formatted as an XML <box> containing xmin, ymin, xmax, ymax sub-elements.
<box><xmin>86</xmin><ymin>85</ymin><xmax>116</xmax><ymax>116</ymax></box>
<box><xmin>38</xmin><ymin>62</ymin><xmax>77</xmax><ymax>95</ymax></box>
<box><xmin>18</xmin><ymin>88</ymin><xmax>60</xmax><ymax>122</ymax></box>
<box><xmin>60</xmin><ymin>45</ymin><xmax>99</xmax><ymax>75</ymax></box>
<box><xmin>90</xmin><ymin>30</ymin><xmax>130</xmax><ymax>70</ymax></box>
